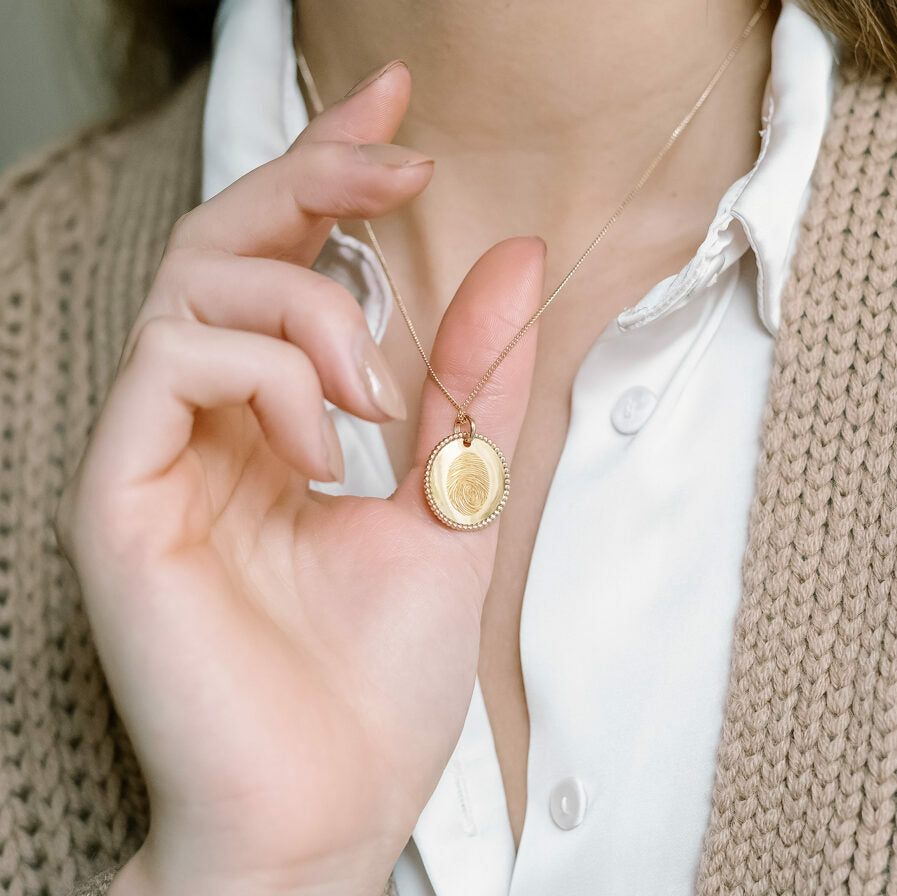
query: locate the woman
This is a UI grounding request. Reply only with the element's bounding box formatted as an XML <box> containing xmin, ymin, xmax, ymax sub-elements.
<box><xmin>2</xmin><ymin>0</ymin><xmax>897</xmax><ymax>893</ymax></box>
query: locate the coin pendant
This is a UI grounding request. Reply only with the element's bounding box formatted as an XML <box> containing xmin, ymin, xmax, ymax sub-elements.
<box><xmin>425</xmin><ymin>432</ymin><xmax>510</xmax><ymax>530</ymax></box>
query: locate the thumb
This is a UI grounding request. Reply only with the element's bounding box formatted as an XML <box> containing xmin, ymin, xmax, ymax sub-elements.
<box><xmin>393</xmin><ymin>236</ymin><xmax>546</xmax><ymax>531</ymax></box>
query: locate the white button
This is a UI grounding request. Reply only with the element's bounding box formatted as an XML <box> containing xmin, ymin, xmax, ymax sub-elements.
<box><xmin>549</xmin><ymin>777</ymin><xmax>588</xmax><ymax>830</ymax></box>
<box><xmin>610</xmin><ymin>385</ymin><xmax>658</xmax><ymax>434</ymax></box>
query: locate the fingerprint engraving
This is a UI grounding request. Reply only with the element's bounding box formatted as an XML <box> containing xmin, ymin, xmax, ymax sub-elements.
<box><xmin>446</xmin><ymin>450</ymin><xmax>491</xmax><ymax>515</ymax></box>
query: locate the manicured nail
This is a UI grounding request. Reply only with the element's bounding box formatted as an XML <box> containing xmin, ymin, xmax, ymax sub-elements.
<box><xmin>360</xmin><ymin>338</ymin><xmax>407</xmax><ymax>420</ymax></box>
<box><xmin>344</xmin><ymin>59</ymin><xmax>408</xmax><ymax>100</ymax></box>
<box><xmin>355</xmin><ymin>143</ymin><xmax>434</xmax><ymax>168</ymax></box>
<box><xmin>321</xmin><ymin>414</ymin><xmax>345</xmax><ymax>483</ymax></box>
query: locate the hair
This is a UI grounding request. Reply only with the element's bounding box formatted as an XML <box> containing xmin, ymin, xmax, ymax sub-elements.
<box><xmin>104</xmin><ymin>0</ymin><xmax>897</xmax><ymax>111</ymax></box>
<box><xmin>103</xmin><ymin>0</ymin><xmax>220</xmax><ymax>111</ymax></box>
<box><xmin>805</xmin><ymin>0</ymin><xmax>897</xmax><ymax>74</ymax></box>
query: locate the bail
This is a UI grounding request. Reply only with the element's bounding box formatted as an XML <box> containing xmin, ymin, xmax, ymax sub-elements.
<box><xmin>453</xmin><ymin>412</ymin><xmax>476</xmax><ymax>446</ymax></box>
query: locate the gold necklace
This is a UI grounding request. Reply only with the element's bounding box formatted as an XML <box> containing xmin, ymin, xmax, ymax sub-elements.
<box><xmin>296</xmin><ymin>0</ymin><xmax>770</xmax><ymax>531</ymax></box>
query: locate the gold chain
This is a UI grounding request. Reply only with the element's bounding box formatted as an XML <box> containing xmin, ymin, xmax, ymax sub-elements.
<box><xmin>297</xmin><ymin>0</ymin><xmax>770</xmax><ymax>424</ymax></box>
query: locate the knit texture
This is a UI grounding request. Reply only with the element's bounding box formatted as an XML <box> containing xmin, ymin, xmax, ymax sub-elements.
<box><xmin>0</xmin><ymin>68</ymin><xmax>205</xmax><ymax>895</ymax></box>
<box><xmin>0</xmin><ymin>63</ymin><xmax>399</xmax><ymax>896</ymax></box>
<box><xmin>695</xmin><ymin>71</ymin><xmax>897</xmax><ymax>893</ymax></box>
<box><xmin>1</xmin><ymin>57</ymin><xmax>896</xmax><ymax>896</ymax></box>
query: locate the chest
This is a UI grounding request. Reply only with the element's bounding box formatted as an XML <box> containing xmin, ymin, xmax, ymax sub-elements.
<box><xmin>384</xmin><ymin>260</ymin><xmax>793</xmax><ymax>893</ymax></box>
<box><xmin>474</xmin><ymin>374</ymin><xmax>577</xmax><ymax>847</ymax></box>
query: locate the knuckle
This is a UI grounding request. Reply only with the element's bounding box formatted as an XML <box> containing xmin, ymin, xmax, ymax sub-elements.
<box><xmin>68</xmin><ymin>456</ymin><xmax>163</xmax><ymax>571</ymax></box>
<box><xmin>269</xmin><ymin>149</ymin><xmax>310</xmax><ymax>210</ymax></box>
<box><xmin>280</xmin><ymin>339</ymin><xmax>317</xmax><ymax>383</ymax></box>
<box><xmin>257</xmin><ymin>341</ymin><xmax>320</xmax><ymax>403</ymax></box>
<box><xmin>167</xmin><ymin>210</ymin><xmax>195</xmax><ymax>249</ymax></box>
<box><xmin>312</xmin><ymin>276</ymin><xmax>367</xmax><ymax>330</ymax></box>
<box><xmin>286</xmin><ymin>170</ymin><xmax>321</xmax><ymax>221</ymax></box>
<box><xmin>130</xmin><ymin>315</ymin><xmax>186</xmax><ymax>366</ymax></box>
<box><xmin>126</xmin><ymin>250</ymin><xmax>201</xmax><ymax>363</ymax></box>
<box><xmin>282</xmin><ymin>144</ymin><xmax>353</xmax><ymax>218</ymax></box>
<box><xmin>90</xmin><ymin>491</ymin><xmax>146</xmax><ymax>561</ymax></box>
<box><xmin>158</xmin><ymin>244</ymin><xmax>197</xmax><ymax>279</ymax></box>
<box><xmin>53</xmin><ymin>469</ymin><xmax>130</xmax><ymax>572</ymax></box>
<box><xmin>152</xmin><ymin>247</ymin><xmax>205</xmax><ymax>311</ymax></box>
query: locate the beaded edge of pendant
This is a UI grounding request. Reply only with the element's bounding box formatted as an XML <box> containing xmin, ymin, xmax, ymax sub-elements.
<box><xmin>424</xmin><ymin>432</ymin><xmax>511</xmax><ymax>531</ymax></box>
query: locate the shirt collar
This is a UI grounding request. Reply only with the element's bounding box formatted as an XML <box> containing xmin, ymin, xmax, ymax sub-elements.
<box><xmin>616</xmin><ymin>1</ymin><xmax>836</xmax><ymax>337</ymax></box>
<box><xmin>202</xmin><ymin>0</ymin><xmax>305</xmax><ymax>204</ymax></box>
<box><xmin>203</xmin><ymin>0</ymin><xmax>836</xmax><ymax>341</ymax></box>
<box><xmin>202</xmin><ymin>0</ymin><xmax>395</xmax><ymax>343</ymax></box>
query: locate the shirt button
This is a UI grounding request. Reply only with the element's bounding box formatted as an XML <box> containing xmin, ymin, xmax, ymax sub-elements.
<box><xmin>610</xmin><ymin>385</ymin><xmax>657</xmax><ymax>434</ymax></box>
<box><xmin>549</xmin><ymin>777</ymin><xmax>588</xmax><ymax>830</ymax></box>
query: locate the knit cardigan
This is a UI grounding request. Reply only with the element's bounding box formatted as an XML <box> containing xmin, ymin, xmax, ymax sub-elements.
<box><xmin>1</xmin><ymin>58</ymin><xmax>897</xmax><ymax>896</ymax></box>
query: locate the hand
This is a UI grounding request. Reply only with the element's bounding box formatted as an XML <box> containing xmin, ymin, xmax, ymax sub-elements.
<box><xmin>56</xmin><ymin>61</ymin><xmax>545</xmax><ymax>896</ymax></box>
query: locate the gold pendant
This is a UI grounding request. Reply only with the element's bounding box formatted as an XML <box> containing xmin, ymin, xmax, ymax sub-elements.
<box><xmin>425</xmin><ymin>415</ymin><xmax>510</xmax><ymax>531</ymax></box>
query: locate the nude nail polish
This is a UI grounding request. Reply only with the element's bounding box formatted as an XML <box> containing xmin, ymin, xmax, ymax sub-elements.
<box><xmin>360</xmin><ymin>338</ymin><xmax>407</xmax><ymax>420</ymax></box>
<box><xmin>321</xmin><ymin>414</ymin><xmax>345</xmax><ymax>483</ymax></box>
<box><xmin>355</xmin><ymin>143</ymin><xmax>434</xmax><ymax>168</ymax></box>
<box><xmin>343</xmin><ymin>59</ymin><xmax>408</xmax><ymax>100</ymax></box>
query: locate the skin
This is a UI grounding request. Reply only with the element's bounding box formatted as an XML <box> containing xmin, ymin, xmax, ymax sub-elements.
<box><xmin>56</xmin><ymin>3</ymin><xmax>778</xmax><ymax>893</ymax></box>
<box><xmin>296</xmin><ymin>0</ymin><xmax>777</xmax><ymax>848</ymax></box>
<box><xmin>60</xmin><ymin>70</ymin><xmax>546</xmax><ymax>896</ymax></box>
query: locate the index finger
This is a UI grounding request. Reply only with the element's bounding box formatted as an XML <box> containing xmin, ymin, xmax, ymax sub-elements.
<box><xmin>169</xmin><ymin>62</ymin><xmax>421</xmax><ymax>265</ymax></box>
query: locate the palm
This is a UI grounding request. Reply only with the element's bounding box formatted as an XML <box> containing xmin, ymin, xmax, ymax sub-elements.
<box><xmin>117</xmin><ymin>405</ymin><xmax>486</xmax><ymax>876</ymax></box>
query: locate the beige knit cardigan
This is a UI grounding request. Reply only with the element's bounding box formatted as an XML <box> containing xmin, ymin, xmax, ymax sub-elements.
<box><xmin>1</xmin><ymin>58</ymin><xmax>897</xmax><ymax>896</ymax></box>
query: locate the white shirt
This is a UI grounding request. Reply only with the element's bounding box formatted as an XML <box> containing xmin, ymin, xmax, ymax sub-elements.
<box><xmin>202</xmin><ymin>4</ymin><xmax>837</xmax><ymax>894</ymax></box>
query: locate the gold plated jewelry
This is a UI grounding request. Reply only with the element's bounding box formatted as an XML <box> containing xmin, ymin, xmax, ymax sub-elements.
<box><xmin>425</xmin><ymin>416</ymin><xmax>510</xmax><ymax>529</ymax></box>
<box><xmin>296</xmin><ymin>0</ymin><xmax>770</xmax><ymax>530</ymax></box>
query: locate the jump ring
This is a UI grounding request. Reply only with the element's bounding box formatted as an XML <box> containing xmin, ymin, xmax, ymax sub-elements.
<box><xmin>453</xmin><ymin>413</ymin><xmax>477</xmax><ymax>445</ymax></box>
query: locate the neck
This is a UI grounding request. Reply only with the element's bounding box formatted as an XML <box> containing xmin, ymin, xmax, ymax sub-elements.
<box><xmin>297</xmin><ymin>0</ymin><xmax>772</xmax><ymax>148</ymax></box>
<box><xmin>294</xmin><ymin>0</ymin><xmax>777</xmax><ymax>323</ymax></box>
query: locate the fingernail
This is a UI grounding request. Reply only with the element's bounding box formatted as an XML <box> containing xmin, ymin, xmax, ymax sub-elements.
<box><xmin>344</xmin><ymin>59</ymin><xmax>408</xmax><ymax>100</ymax></box>
<box><xmin>355</xmin><ymin>143</ymin><xmax>434</xmax><ymax>168</ymax></box>
<box><xmin>321</xmin><ymin>414</ymin><xmax>345</xmax><ymax>483</ymax></box>
<box><xmin>360</xmin><ymin>338</ymin><xmax>407</xmax><ymax>420</ymax></box>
